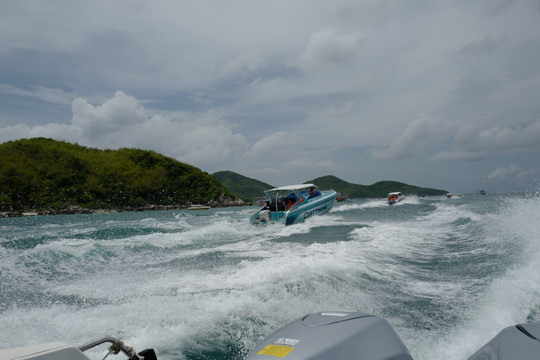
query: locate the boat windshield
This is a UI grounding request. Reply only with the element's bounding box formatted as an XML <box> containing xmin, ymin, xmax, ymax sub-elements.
<box><xmin>265</xmin><ymin>189</ymin><xmax>306</xmax><ymax>211</ymax></box>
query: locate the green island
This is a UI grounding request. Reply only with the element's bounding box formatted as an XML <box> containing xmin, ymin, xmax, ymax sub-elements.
<box><xmin>0</xmin><ymin>138</ymin><xmax>242</xmax><ymax>216</ymax></box>
<box><xmin>1</xmin><ymin>138</ymin><xmax>447</xmax><ymax>217</ymax></box>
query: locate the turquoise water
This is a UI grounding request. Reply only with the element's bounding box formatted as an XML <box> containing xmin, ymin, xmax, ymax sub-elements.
<box><xmin>1</xmin><ymin>194</ymin><xmax>539</xmax><ymax>360</ymax></box>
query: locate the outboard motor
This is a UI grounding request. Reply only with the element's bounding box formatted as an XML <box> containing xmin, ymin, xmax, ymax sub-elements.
<box><xmin>245</xmin><ymin>311</ymin><xmax>413</xmax><ymax>360</ymax></box>
<box><xmin>259</xmin><ymin>210</ymin><xmax>271</xmax><ymax>223</ymax></box>
<box><xmin>467</xmin><ymin>322</ymin><xmax>540</xmax><ymax>360</ymax></box>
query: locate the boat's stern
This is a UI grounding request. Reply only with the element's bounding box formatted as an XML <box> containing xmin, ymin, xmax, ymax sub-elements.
<box><xmin>250</xmin><ymin>210</ymin><xmax>263</xmax><ymax>224</ymax></box>
<box><xmin>250</xmin><ymin>208</ymin><xmax>286</xmax><ymax>224</ymax></box>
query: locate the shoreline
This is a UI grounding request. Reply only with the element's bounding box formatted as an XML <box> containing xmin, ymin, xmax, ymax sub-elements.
<box><xmin>1</xmin><ymin>201</ymin><xmax>248</xmax><ymax>218</ymax></box>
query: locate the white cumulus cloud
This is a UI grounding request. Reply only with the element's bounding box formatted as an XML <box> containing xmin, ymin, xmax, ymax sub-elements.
<box><xmin>293</xmin><ymin>28</ymin><xmax>365</xmax><ymax>71</ymax></box>
<box><xmin>0</xmin><ymin>91</ymin><xmax>251</xmax><ymax>171</ymax></box>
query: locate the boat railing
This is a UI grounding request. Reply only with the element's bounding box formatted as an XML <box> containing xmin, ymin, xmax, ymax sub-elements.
<box><xmin>252</xmin><ymin>197</ymin><xmax>268</xmax><ymax>206</ymax></box>
<box><xmin>78</xmin><ymin>336</ymin><xmax>157</xmax><ymax>359</ymax></box>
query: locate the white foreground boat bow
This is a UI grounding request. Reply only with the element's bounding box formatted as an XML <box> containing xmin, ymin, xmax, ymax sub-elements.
<box><xmin>0</xmin><ymin>336</ymin><xmax>157</xmax><ymax>360</ymax></box>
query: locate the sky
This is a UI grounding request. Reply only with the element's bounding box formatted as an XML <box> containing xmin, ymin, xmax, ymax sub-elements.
<box><xmin>1</xmin><ymin>0</ymin><xmax>540</xmax><ymax>194</ymax></box>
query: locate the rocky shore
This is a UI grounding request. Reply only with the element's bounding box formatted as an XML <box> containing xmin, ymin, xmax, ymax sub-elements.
<box><xmin>1</xmin><ymin>196</ymin><xmax>246</xmax><ymax>218</ymax></box>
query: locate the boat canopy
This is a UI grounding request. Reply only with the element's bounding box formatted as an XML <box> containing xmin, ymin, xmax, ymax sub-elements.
<box><xmin>267</xmin><ymin>184</ymin><xmax>316</xmax><ymax>192</ymax></box>
<box><xmin>387</xmin><ymin>192</ymin><xmax>402</xmax><ymax>197</ymax></box>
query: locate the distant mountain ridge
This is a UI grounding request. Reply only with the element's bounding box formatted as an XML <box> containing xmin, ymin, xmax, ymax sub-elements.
<box><xmin>307</xmin><ymin>175</ymin><xmax>447</xmax><ymax>197</ymax></box>
<box><xmin>213</xmin><ymin>172</ymin><xmax>447</xmax><ymax>201</ymax></box>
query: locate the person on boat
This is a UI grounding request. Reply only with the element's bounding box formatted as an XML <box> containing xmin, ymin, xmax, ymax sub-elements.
<box><xmin>279</xmin><ymin>197</ymin><xmax>288</xmax><ymax>211</ymax></box>
<box><xmin>263</xmin><ymin>200</ymin><xmax>277</xmax><ymax>211</ymax></box>
<box><xmin>307</xmin><ymin>187</ymin><xmax>321</xmax><ymax>199</ymax></box>
<box><xmin>285</xmin><ymin>198</ymin><xmax>295</xmax><ymax>210</ymax></box>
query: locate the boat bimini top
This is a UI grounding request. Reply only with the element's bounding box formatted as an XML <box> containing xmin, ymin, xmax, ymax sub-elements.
<box><xmin>265</xmin><ymin>184</ymin><xmax>316</xmax><ymax>192</ymax></box>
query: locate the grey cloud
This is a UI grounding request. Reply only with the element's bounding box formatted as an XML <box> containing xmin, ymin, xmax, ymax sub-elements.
<box><xmin>293</xmin><ymin>28</ymin><xmax>365</xmax><ymax>71</ymax></box>
<box><xmin>458</xmin><ymin>36</ymin><xmax>507</xmax><ymax>57</ymax></box>
<box><xmin>0</xmin><ymin>84</ymin><xmax>74</xmax><ymax>106</ymax></box>
<box><xmin>488</xmin><ymin>164</ymin><xmax>521</xmax><ymax>180</ymax></box>
<box><xmin>2</xmin><ymin>0</ymin><xmax>540</xmax><ymax>192</ymax></box>
<box><xmin>371</xmin><ymin>115</ymin><xmax>451</xmax><ymax>160</ymax></box>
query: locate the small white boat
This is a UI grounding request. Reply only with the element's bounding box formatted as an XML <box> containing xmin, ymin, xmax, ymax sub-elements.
<box><xmin>335</xmin><ymin>193</ymin><xmax>349</xmax><ymax>202</ymax></box>
<box><xmin>187</xmin><ymin>205</ymin><xmax>211</xmax><ymax>210</ymax></box>
<box><xmin>250</xmin><ymin>184</ymin><xmax>336</xmax><ymax>226</ymax></box>
<box><xmin>387</xmin><ymin>192</ymin><xmax>404</xmax><ymax>205</ymax></box>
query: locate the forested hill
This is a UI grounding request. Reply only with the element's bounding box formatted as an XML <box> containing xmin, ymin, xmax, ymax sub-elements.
<box><xmin>0</xmin><ymin>138</ymin><xmax>242</xmax><ymax>214</ymax></box>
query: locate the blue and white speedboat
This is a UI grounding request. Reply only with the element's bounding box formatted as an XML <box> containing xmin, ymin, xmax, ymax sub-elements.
<box><xmin>250</xmin><ymin>184</ymin><xmax>337</xmax><ymax>226</ymax></box>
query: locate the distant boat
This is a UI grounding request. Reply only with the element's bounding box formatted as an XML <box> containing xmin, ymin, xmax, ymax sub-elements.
<box><xmin>188</xmin><ymin>205</ymin><xmax>211</xmax><ymax>210</ymax></box>
<box><xmin>249</xmin><ymin>183</ymin><xmax>336</xmax><ymax>226</ymax></box>
<box><xmin>478</xmin><ymin>190</ymin><xmax>486</xmax><ymax>195</ymax></box>
<box><xmin>387</xmin><ymin>192</ymin><xmax>404</xmax><ymax>205</ymax></box>
<box><xmin>446</xmin><ymin>193</ymin><xmax>452</xmax><ymax>199</ymax></box>
<box><xmin>335</xmin><ymin>193</ymin><xmax>349</xmax><ymax>202</ymax></box>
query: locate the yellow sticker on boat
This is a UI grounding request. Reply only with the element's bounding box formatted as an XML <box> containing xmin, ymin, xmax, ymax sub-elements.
<box><xmin>256</xmin><ymin>345</ymin><xmax>294</xmax><ymax>358</ymax></box>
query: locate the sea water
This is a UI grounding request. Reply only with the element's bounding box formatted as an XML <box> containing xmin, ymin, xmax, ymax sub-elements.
<box><xmin>1</xmin><ymin>193</ymin><xmax>539</xmax><ymax>360</ymax></box>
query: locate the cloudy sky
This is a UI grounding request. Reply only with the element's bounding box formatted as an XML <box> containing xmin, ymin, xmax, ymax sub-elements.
<box><xmin>1</xmin><ymin>0</ymin><xmax>540</xmax><ymax>193</ymax></box>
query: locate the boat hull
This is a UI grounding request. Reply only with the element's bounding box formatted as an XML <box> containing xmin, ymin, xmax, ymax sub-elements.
<box><xmin>188</xmin><ymin>205</ymin><xmax>210</xmax><ymax>210</ymax></box>
<box><xmin>283</xmin><ymin>192</ymin><xmax>335</xmax><ymax>225</ymax></box>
